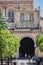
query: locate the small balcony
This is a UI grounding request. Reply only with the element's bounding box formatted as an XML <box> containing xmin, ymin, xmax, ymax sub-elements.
<box><xmin>15</xmin><ymin>23</ymin><xmax>39</xmax><ymax>30</ymax></box>
<box><xmin>7</xmin><ymin>22</ymin><xmax>14</xmax><ymax>30</ymax></box>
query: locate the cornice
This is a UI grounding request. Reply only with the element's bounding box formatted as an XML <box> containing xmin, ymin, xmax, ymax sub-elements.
<box><xmin>0</xmin><ymin>1</ymin><xmax>33</xmax><ymax>4</ymax></box>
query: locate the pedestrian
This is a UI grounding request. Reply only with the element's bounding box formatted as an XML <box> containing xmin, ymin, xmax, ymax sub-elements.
<box><xmin>28</xmin><ymin>55</ymin><xmax>31</xmax><ymax>60</ymax></box>
<box><xmin>25</xmin><ymin>53</ymin><xmax>27</xmax><ymax>59</ymax></box>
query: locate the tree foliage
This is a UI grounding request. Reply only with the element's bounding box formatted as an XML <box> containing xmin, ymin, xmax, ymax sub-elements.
<box><xmin>36</xmin><ymin>34</ymin><xmax>43</xmax><ymax>47</ymax></box>
<box><xmin>0</xmin><ymin>12</ymin><xmax>7</xmax><ymax>29</ymax></box>
<box><xmin>39</xmin><ymin>43</ymin><xmax>43</xmax><ymax>52</ymax></box>
<box><xmin>0</xmin><ymin>12</ymin><xmax>20</xmax><ymax>59</ymax></box>
<box><xmin>36</xmin><ymin>34</ymin><xmax>41</xmax><ymax>47</ymax></box>
<box><xmin>36</xmin><ymin>34</ymin><xmax>43</xmax><ymax>52</ymax></box>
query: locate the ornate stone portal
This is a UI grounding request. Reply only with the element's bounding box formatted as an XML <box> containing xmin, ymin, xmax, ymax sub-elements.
<box><xmin>0</xmin><ymin>0</ymin><xmax>43</xmax><ymax>58</ymax></box>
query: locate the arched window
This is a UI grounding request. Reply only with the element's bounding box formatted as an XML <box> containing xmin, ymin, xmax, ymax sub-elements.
<box><xmin>8</xmin><ymin>11</ymin><xmax>14</xmax><ymax>22</ymax></box>
<box><xmin>20</xmin><ymin>13</ymin><xmax>30</xmax><ymax>22</ymax></box>
<box><xmin>20</xmin><ymin>13</ymin><xmax>24</xmax><ymax>21</ymax></box>
<box><xmin>29</xmin><ymin>13</ymin><xmax>34</xmax><ymax>21</ymax></box>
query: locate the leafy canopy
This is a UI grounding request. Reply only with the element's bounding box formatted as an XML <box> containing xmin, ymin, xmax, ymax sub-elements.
<box><xmin>0</xmin><ymin>12</ymin><xmax>20</xmax><ymax>59</ymax></box>
<box><xmin>39</xmin><ymin>43</ymin><xmax>43</xmax><ymax>52</ymax></box>
<box><xmin>36</xmin><ymin>34</ymin><xmax>43</xmax><ymax>52</ymax></box>
<box><xmin>36</xmin><ymin>34</ymin><xmax>43</xmax><ymax>47</ymax></box>
<box><xmin>0</xmin><ymin>12</ymin><xmax>7</xmax><ymax>29</ymax></box>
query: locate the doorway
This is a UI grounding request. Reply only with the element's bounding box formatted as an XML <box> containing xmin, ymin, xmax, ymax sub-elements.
<box><xmin>19</xmin><ymin>37</ymin><xmax>35</xmax><ymax>58</ymax></box>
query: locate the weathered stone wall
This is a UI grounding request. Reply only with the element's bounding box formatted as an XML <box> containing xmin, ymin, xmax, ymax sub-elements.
<box><xmin>0</xmin><ymin>0</ymin><xmax>43</xmax><ymax>57</ymax></box>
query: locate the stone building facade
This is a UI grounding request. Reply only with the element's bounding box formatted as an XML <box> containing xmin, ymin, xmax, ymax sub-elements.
<box><xmin>0</xmin><ymin>0</ymin><xmax>43</xmax><ymax>58</ymax></box>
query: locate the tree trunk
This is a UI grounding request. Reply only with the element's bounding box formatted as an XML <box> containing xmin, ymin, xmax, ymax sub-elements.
<box><xmin>8</xmin><ymin>57</ymin><xmax>9</xmax><ymax>65</ymax></box>
<box><xmin>1</xmin><ymin>58</ymin><xmax>3</xmax><ymax>65</ymax></box>
<box><xmin>11</xmin><ymin>56</ymin><xmax>12</xmax><ymax>65</ymax></box>
<box><xmin>7</xmin><ymin>57</ymin><xmax>9</xmax><ymax>65</ymax></box>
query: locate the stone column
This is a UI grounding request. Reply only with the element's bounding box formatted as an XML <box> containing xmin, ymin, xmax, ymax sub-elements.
<box><xmin>34</xmin><ymin>11</ymin><xmax>39</xmax><ymax>27</ymax></box>
<box><xmin>2</xmin><ymin>4</ymin><xmax>6</xmax><ymax>18</ymax></box>
<box><xmin>15</xmin><ymin>10</ymin><xmax>20</xmax><ymax>27</ymax></box>
<box><xmin>16</xmin><ymin>49</ymin><xmax>19</xmax><ymax>58</ymax></box>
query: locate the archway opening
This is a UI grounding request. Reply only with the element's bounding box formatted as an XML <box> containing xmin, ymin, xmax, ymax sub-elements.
<box><xmin>19</xmin><ymin>37</ymin><xmax>35</xmax><ymax>58</ymax></box>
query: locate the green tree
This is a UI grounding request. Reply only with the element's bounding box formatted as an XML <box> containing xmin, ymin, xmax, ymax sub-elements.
<box><xmin>0</xmin><ymin>12</ymin><xmax>7</xmax><ymax>29</ymax></box>
<box><xmin>36</xmin><ymin>34</ymin><xmax>41</xmax><ymax>47</ymax></box>
<box><xmin>36</xmin><ymin>34</ymin><xmax>43</xmax><ymax>52</ymax></box>
<box><xmin>39</xmin><ymin>43</ymin><xmax>43</xmax><ymax>52</ymax></box>
<box><xmin>0</xmin><ymin>12</ymin><xmax>20</xmax><ymax>65</ymax></box>
<box><xmin>0</xmin><ymin>30</ymin><xmax>20</xmax><ymax>58</ymax></box>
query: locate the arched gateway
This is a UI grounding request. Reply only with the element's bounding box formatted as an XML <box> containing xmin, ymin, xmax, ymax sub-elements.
<box><xmin>19</xmin><ymin>37</ymin><xmax>35</xmax><ymax>58</ymax></box>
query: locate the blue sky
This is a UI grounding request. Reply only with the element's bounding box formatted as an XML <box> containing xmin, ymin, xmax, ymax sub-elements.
<box><xmin>34</xmin><ymin>0</ymin><xmax>43</xmax><ymax>17</ymax></box>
